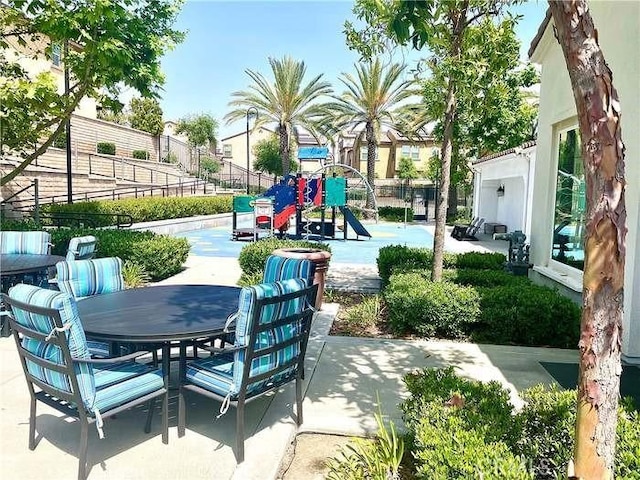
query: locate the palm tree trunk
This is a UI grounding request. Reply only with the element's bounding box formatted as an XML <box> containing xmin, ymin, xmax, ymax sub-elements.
<box><xmin>549</xmin><ymin>2</ymin><xmax>627</xmax><ymax>478</ymax></box>
<box><xmin>279</xmin><ymin>123</ymin><xmax>291</xmax><ymax>176</ymax></box>
<box><xmin>365</xmin><ymin>121</ymin><xmax>376</xmax><ymax>211</ymax></box>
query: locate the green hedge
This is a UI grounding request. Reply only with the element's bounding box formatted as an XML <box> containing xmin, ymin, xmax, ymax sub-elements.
<box><xmin>378</xmin><ymin>206</ymin><xmax>414</xmax><ymax>222</ymax></box>
<box><xmin>42</xmin><ymin>196</ymin><xmax>233</xmax><ymax>227</ymax></box>
<box><xmin>48</xmin><ymin>228</ymin><xmax>189</xmax><ymax>281</ymax></box>
<box><xmin>97</xmin><ymin>142</ymin><xmax>116</xmax><ymax>155</ymax></box>
<box><xmin>132</xmin><ymin>149</ymin><xmax>149</xmax><ymax>160</ymax></box>
<box><xmin>238</xmin><ymin>237</ymin><xmax>331</xmax><ymax>285</ymax></box>
<box><xmin>397</xmin><ymin>367</ymin><xmax>640</xmax><ymax>480</ymax></box>
<box><xmin>446</xmin><ymin>268</ymin><xmax>530</xmax><ymax>288</ymax></box>
<box><xmin>449</xmin><ymin>251</ymin><xmax>506</xmax><ymax>270</ymax></box>
<box><xmin>384</xmin><ymin>272</ymin><xmax>480</xmax><ymax>338</ymax></box>
<box><xmin>472</xmin><ymin>284</ymin><xmax>581</xmax><ymax>348</ymax></box>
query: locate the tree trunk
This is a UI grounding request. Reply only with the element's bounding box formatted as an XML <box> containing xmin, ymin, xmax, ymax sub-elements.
<box><xmin>279</xmin><ymin>123</ymin><xmax>290</xmax><ymax>176</ymax></box>
<box><xmin>432</xmin><ymin>77</ymin><xmax>456</xmax><ymax>281</ymax></box>
<box><xmin>549</xmin><ymin>2</ymin><xmax>627</xmax><ymax>478</ymax></box>
<box><xmin>365</xmin><ymin>121</ymin><xmax>376</xmax><ymax>211</ymax></box>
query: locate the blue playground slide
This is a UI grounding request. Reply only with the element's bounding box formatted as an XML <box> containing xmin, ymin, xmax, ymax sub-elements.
<box><xmin>339</xmin><ymin>206</ymin><xmax>371</xmax><ymax>239</ymax></box>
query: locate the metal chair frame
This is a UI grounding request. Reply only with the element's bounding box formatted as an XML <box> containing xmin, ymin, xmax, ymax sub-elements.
<box><xmin>2</xmin><ymin>293</ymin><xmax>169</xmax><ymax>480</ymax></box>
<box><xmin>177</xmin><ymin>283</ymin><xmax>317</xmax><ymax>463</ymax></box>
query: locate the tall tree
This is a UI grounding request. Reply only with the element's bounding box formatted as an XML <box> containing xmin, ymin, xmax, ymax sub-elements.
<box><xmin>224</xmin><ymin>56</ymin><xmax>332</xmax><ymax>176</ymax></box>
<box><xmin>252</xmin><ymin>134</ymin><xmax>296</xmax><ymax>179</ymax></box>
<box><xmin>325</xmin><ymin>59</ymin><xmax>413</xmax><ymax>211</ymax></box>
<box><xmin>0</xmin><ymin>0</ymin><xmax>184</xmax><ymax>186</ymax></box>
<box><xmin>345</xmin><ymin>0</ymin><xmax>518</xmax><ymax>280</ymax></box>
<box><xmin>549</xmin><ymin>1</ymin><xmax>627</xmax><ymax>478</ymax></box>
<box><xmin>174</xmin><ymin>114</ymin><xmax>218</xmax><ymax>152</ymax></box>
<box><xmin>129</xmin><ymin>97</ymin><xmax>164</xmax><ymax>135</ymax></box>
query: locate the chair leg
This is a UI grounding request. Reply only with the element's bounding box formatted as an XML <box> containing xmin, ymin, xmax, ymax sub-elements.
<box><xmin>295</xmin><ymin>376</ymin><xmax>303</xmax><ymax>426</ymax></box>
<box><xmin>28</xmin><ymin>396</ymin><xmax>37</xmax><ymax>450</ymax></box>
<box><xmin>78</xmin><ymin>421</ymin><xmax>89</xmax><ymax>480</ymax></box>
<box><xmin>144</xmin><ymin>398</ymin><xmax>157</xmax><ymax>434</ymax></box>
<box><xmin>236</xmin><ymin>402</ymin><xmax>245</xmax><ymax>463</ymax></box>
<box><xmin>178</xmin><ymin>386</ymin><xmax>186</xmax><ymax>438</ymax></box>
<box><xmin>162</xmin><ymin>389</ymin><xmax>169</xmax><ymax>445</ymax></box>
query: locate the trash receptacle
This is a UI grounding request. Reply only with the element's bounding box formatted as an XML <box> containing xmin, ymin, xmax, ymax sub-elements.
<box><xmin>272</xmin><ymin>248</ymin><xmax>331</xmax><ymax>310</ymax></box>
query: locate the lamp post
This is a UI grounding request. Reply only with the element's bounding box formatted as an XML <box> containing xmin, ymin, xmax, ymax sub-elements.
<box><xmin>245</xmin><ymin>106</ymin><xmax>258</xmax><ymax>194</ymax></box>
<box><xmin>64</xmin><ymin>41</ymin><xmax>73</xmax><ymax>204</ymax></box>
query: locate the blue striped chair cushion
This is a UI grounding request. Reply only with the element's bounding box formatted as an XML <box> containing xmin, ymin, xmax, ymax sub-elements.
<box><xmin>262</xmin><ymin>255</ymin><xmax>315</xmax><ymax>284</ymax></box>
<box><xmin>56</xmin><ymin>257</ymin><xmax>124</xmax><ymax>300</ymax></box>
<box><xmin>186</xmin><ymin>278</ymin><xmax>308</xmax><ymax>399</ymax></box>
<box><xmin>66</xmin><ymin>235</ymin><xmax>97</xmax><ymax>261</ymax></box>
<box><xmin>7</xmin><ymin>284</ymin><xmax>96</xmax><ymax>410</ymax></box>
<box><xmin>93</xmin><ymin>362</ymin><xmax>164</xmax><ymax>413</ymax></box>
<box><xmin>0</xmin><ymin>231</ymin><xmax>51</xmax><ymax>255</ymax></box>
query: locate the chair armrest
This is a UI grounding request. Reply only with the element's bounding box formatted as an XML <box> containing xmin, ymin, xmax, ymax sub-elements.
<box><xmin>223</xmin><ymin>312</ymin><xmax>238</xmax><ymax>333</ymax></box>
<box><xmin>199</xmin><ymin>344</ymin><xmax>245</xmax><ymax>355</ymax></box>
<box><xmin>72</xmin><ymin>350</ymin><xmax>153</xmax><ymax>364</ymax></box>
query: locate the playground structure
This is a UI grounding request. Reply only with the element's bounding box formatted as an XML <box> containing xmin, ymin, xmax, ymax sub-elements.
<box><xmin>232</xmin><ymin>147</ymin><xmax>376</xmax><ymax>242</ymax></box>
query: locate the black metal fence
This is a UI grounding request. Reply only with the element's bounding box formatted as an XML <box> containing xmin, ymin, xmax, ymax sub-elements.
<box><xmin>374</xmin><ymin>184</ymin><xmax>437</xmax><ymax>221</ymax></box>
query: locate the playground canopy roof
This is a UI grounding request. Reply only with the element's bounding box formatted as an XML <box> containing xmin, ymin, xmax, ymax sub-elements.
<box><xmin>298</xmin><ymin>147</ymin><xmax>329</xmax><ymax>159</ymax></box>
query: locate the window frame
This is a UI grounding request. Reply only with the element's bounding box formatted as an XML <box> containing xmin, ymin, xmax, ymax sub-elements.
<box><xmin>51</xmin><ymin>43</ymin><xmax>62</xmax><ymax>67</ymax></box>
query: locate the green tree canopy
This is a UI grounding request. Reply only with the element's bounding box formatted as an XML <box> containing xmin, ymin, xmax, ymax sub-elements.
<box><xmin>129</xmin><ymin>97</ymin><xmax>164</xmax><ymax>135</ymax></box>
<box><xmin>252</xmin><ymin>134</ymin><xmax>297</xmax><ymax>177</ymax></box>
<box><xmin>397</xmin><ymin>157</ymin><xmax>419</xmax><ymax>181</ymax></box>
<box><xmin>224</xmin><ymin>56</ymin><xmax>332</xmax><ymax>176</ymax></box>
<box><xmin>174</xmin><ymin>114</ymin><xmax>218</xmax><ymax>151</ymax></box>
<box><xmin>0</xmin><ymin>0</ymin><xmax>184</xmax><ymax>186</ymax></box>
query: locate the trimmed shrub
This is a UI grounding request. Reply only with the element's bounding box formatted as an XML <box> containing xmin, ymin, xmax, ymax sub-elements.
<box><xmin>49</xmin><ymin>228</ymin><xmax>189</xmax><ymax>281</ymax></box>
<box><xmin>97</xmin><ymin>142</ymin><xmax>116</xmax><ymax>155</ymax></box>
<box><xmin>384</xmin><ymin>273</ymin><xmax>480</xmax><ymax>338</ymax></box>
<box><xmin>377</xmin><ymin>245</ymin><xmax>432</xmax><ymax>285</ymax></box>
<box><xmin>447</xmin><ymin>268</ymin><xmax>530</xmax><ymax>288</ymax></box>
<box><xmin>473</xmin><ymin>284</ymin><xmax>581</xmax><ymax>348</ymax></box>
<box><xmin>132</xmin><ymin>149</ymin><xmax>149</xmax><ymax>160</ymax></box>
<box><xmin>237</xmin><ymin>237</ymin><xmax>331</xmax><ymax>280</ymax></box>
<box><xmin>378</xmin><ymin>206</ymin><xmax>414</xmax><ymax>222</ymax></box>
<box><xmin>41</xmin><ymin>196</ymin><xmax>233</xmax><ymax>227</ymax></box>
<box><xmin>449</xmin><ymin>251</ymin><xmax>506</xmax><ymax>270</ymax></box>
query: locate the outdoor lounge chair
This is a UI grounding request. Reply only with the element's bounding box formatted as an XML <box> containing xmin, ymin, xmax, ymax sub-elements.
<box><xmin>66</xmin><ymin>235</ymin><xmax>98</xmax><ymax>261</ymax></box>
<box><xmin>55</xmin><ymin>257</ymin><xmax>127</xmax><ymax>358</ymax></box>
<box><xmin>178</xmin><ymin>278</ymin><xmax>318</xmax><ymax>463</ymax></box>
<box><xmin>2</xmin><ymin>284</ymin><xmax>168</xmax><ymax>480</ymax></box>
<box><xmin>451</xmin><ymin>217</ymin><xmax>479</xmax><ymax>239</ymax></box>
<box><xmin>452</xmin><ymin>217</ymin><xmax>485</xmax><ymax>241</ymax></box>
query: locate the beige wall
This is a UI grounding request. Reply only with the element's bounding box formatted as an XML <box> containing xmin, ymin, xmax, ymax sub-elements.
<box><xmin>530</xmin><ymin>1</ymin><xmax>640</xmax><ymax>363</ymax></box>
<box><xmin>356</xmin><ymin>141</ymin><xmax>437</xmax><ymax>179</ymax></box>
<box><xmin>220</xmin><ymin>128</ymin><xmax>274</xmax><ymax>171</ymax></box>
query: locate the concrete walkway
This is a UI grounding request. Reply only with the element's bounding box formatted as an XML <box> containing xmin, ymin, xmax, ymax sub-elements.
<box><xmin>0</xmin><ymin>230</ymin><xmax>578</xmax><ymax>480</ymax></box>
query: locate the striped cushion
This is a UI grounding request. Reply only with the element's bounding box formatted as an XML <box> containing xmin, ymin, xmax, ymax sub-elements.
<box><xmin>186</xmin><ymin>279</ymin><xmax>308</xmax><ymax>398</ymax></box>
<box><xmin>262</xmin><ymin>255</ymin><xmax>315</xmax><ymax>284</ymax></box>
<box><xmin>0</xmin><ymin>231</ymin><xmax>51</xmax><ymax>255</ymax></box>
<box><xmin>93</xmin><ymin>362</ymin><xmax>164</xmax><ymax>413</ymax></box>
<box><xmin>66</xmin><ymin>235</ymin><xmax>97</xmax><ymax>261</ymax></box>
<box><xmin>56</xmin><ymin>257</ymin><xmax>124</xmax><ymax>300</ymax></box>
<box><xmin>7</xmin><ymin>284</ymin><xmax>96</xmax><ymax>410</ymax></box>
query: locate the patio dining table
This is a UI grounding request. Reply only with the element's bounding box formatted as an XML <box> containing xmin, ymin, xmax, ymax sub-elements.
<box><xmin>77</xmin><ymin>284</ymin><xmax>241</xmax><ymax>385</ymax></box>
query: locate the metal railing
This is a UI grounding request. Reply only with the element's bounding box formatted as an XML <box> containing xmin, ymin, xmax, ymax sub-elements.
<box><xmin>88</xmin><ymin>154</ymin><xmax>185</xmax><ymax>185</ymax></box>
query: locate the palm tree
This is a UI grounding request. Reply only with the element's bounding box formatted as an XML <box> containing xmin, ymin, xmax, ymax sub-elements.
<box><xmin>326</xmin><ymin>59</ymin><xmax>414</xmax><ymax>209</ymax></box>
<box><xmin>224</xmin><ymin>56</ymin><xmax>332</xmax><ymax>176</ymax></box>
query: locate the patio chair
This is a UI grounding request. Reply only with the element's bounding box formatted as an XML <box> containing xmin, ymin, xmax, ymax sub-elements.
<box><xmin>452</xmin><ymin>218</ymin><xmax>485</xmax><ymax>241</ymax></box>
<box><xmin>0</xmin><ymin>231</ymin><xmax>53</xmax><ymax>288</ymax></box>
<box><xmin>178</xmin><ymin>278</ymin><xmax>318</xmax><ymax>463</ymax></box>
<box><xmin>2</xmin><ymin>284</ymin><xmax>168</xmax><ymax>480</ymax></box>
<box><xmin>451</xmin><ymin>217</ymin><xmax>479</xmax><ymax>239</ymax></box>
<box><xmin>66</xmin><ymin>235</ymin><xmax>98</xmax><ymax>261</ymax></box>
<box><xmin>55</xmin><ymin>257</ymin><xmax>126</xmax><ymax>358</ymax></box>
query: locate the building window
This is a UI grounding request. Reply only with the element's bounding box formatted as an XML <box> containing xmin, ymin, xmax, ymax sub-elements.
<box><xmin>359</xmin><ymin>148</ymin><xmax>378</xmax><ymax>162</ymax></box>
<box><xmin>51</xmin><ymin>43</ymin><xmax>62</xmax><ymax>67</ymax></box>
<box><xmin>401</xmin><ymin>145</ymin><xmax>420</xmax><ymax>161</ymax></box>
<box><xmin>551</xmin><ymin>127</ymin><xmax>585</xmax><ymax>270</ymax></box>
<box><xmin>222</xmin><ymin>144</ymin><xmax>232</xmax><ymax>157</ymax></box>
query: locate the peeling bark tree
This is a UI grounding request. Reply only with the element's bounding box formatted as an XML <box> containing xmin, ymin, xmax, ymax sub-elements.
<box><xmin>549</xmin><ymin>1</ymin><xmax>627</xmax><ymax>478</ymax></box>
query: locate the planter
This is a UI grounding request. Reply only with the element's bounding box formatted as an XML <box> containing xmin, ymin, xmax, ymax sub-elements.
<box><xmin>272</xmin><ymin>248</ymin><xmax>331</xmax><ymax>310</ymax></box>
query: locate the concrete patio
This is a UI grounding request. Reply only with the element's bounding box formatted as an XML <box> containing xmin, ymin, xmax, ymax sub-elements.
<box><xmin>0</xmin><ymin>222</ymin><xmax>578</xmax><ymax>480</ymax></box>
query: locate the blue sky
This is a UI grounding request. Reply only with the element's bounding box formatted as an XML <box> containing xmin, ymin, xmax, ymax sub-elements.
<box><xmin>158</xmin><ymin>0</ymin><xmax>547</xmax><ymax>139</ymax></box>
